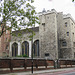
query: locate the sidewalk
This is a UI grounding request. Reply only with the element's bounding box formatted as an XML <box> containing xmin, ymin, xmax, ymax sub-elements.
<box><xmin>0</xmin><ymin>68</ymin><xmax>75</xmax><ymax>75</ymax></box>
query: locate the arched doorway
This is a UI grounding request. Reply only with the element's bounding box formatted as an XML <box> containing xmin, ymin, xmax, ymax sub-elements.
<box><xmin>12</xmin><ymin>42</ymin><xmax>18</xmax><ymax>57</ymax></box>
<box><xmin>22</xmin><ymin>41</ymin><xmax>29</xmax><ymax>56</ymax></box>
<box><xmin>33</xmin><ymin>40</ymin><xmax>39</xmax><ymax>57</ymax></box>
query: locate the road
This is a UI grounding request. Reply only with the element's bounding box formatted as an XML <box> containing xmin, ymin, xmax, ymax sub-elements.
<box><xmin>61</xmin><ymin>72</ymin><xmax>75</xmax><ymax>75</ymax></box>
<box><xmin>37</xmin><ymin>69</ymin><xmax>75</xmax><ymax>75</ymax></box>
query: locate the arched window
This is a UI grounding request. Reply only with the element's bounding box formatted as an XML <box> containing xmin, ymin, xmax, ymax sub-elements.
<box><xmin>33</xmin><ymin>40</ymin><xmax>39</xmax><ymax>57</ymax></box>
<box><xmin>12</xmin><ymin>42</ymin><xmax>18</xmax><ymax>57</ymax></box>
<box><xmin>22</xmin><ymin>41</ymin><xmax>29</xmax><ymax>56</ymax></box>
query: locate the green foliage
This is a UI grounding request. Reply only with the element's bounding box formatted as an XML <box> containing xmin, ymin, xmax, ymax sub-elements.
<box><xmin>23</xmin><ymin>54</ymin><xmax>28</xmax><ymax>57</ymax></box>
<box><xmin>72</xmin><ymin>0</ymin><xmax>74</xmax><ymax>2</ymax></box>
<box><xmin>16</xmin><ymin>55</ymin><xmax>23</xmax><ymax>57</ymax></box>
<box><xmin>18</xmin><ymin>33</ymin><xmax>22</xmax><ymax>37</ymax></box>
<box><xmin>28</xmin><ymin>30</ymin><xmax>35</xmax><ymax>40</ymax></box>
<box><xmin>16</xmin><ymin>54</ymin><xmax>28</xmax><ymax>57</ymax></box>
<box><xmin>0</xmin><ymin>0</ymin><xmax>39</xmax><ymax>37</ymax></box>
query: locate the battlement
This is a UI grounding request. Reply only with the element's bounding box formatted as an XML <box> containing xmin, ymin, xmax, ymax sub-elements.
<box><xmin>39</xmin><ymin>9</ymin><xmax>57</xmax><ymax>15</ymax></box>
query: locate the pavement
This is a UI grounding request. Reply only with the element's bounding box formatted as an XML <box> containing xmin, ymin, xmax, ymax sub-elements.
<box><xmin>0</xmin><ymin>68</ymin><xmax>75</xmax><ymax>75</ymax></box>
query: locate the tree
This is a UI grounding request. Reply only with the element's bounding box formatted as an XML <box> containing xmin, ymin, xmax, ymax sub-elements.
<box><xmin>72</xmin><ymin>0</ymin><xmax>74</xmax><ymax>2</ymax></box>
<box><xmin>0</xmin><ymin>0</ymin><xmax>39</xmax><ymax>37</ymax></box>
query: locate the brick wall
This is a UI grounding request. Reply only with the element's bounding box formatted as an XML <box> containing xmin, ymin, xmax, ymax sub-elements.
<box><xmin>0</xmin><ymin>26</ymin><xmax>11</xmax><ymax>57</ymax></box>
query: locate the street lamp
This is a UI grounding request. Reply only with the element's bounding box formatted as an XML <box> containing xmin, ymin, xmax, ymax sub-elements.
<box><xmin>31</xmin><ymin>25</ymin><xmax>33</xmax><ymax>73</ymax></box>
<box><xmin>30</xmin><ymin>8</ymin><xmax>35</xmax><ymax>74</ymax></box>
<box><xmin>31</xmin><ymin>20</ymin><xmax>35</xmax><ymax>73</ymax></box>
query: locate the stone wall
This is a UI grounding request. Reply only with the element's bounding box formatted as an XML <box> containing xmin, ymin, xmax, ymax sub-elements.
<box><xmin>10</xmin><ymin>27</ymin><xmax>39</xmax><ymax>57</ymax></box>
<box><xmin>60</xmin><ymin>48</ymin><xmax>72</xmax><ymax>58</ymax></box>
<box><xmin>39</xmin><ymin>10</ymin><xmax>58</xmax><ymax>59</ymax></box>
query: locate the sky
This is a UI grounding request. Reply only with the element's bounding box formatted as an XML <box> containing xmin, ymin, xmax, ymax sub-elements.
<box><xmin>32</xmin><ymin>0</ymin><xmax>75</xmax><ymax>20</ymax></box>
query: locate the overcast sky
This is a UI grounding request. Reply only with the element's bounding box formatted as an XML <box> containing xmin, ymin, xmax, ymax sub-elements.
<box><xmin>33</xmin><ymin>0</ymin><xmax>75</xmax><ymax>20</ymax></box>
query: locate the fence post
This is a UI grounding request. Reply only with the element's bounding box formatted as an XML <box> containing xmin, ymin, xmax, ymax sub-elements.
<box><xmin>10</xmin><ymin>59</ymin><xmax>13</xmax><ymax>72</ymax></box>
<box><xmin>24</xmin><ymin>59</ymin><xmax>26</xmax><ymax>70</ymax></box>
<box><xmin>66</xmin><ymin>60</ymin><xmax>67</xmax><ymax>67</ymax></box>
<box><xmin>71</xmin><ymin>60</ymin><xmax>72</xmax><ymax>67</ymax></box>
<box><xmin>45</xmin><ymin>59</ymin><xmax>47</xmax><ymax>69</ymax></box>
<box><xmin>57</xmin><ymin>59</ymin><xmax>60</xmax><ymax>68</ymax></box>
<box><xmin>36</xmin><ymin>59</ymin><xmax>38</xmax><ymax>69</ymax></box>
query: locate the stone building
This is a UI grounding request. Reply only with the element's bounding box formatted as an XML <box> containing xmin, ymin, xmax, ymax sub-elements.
<box><xmin>10</xmin><ymin>27</ymin><xmax>39</xmax><ymax>58</ymax></box>
<box><xmin>9</xmin><ymin>9</ymin><xmax>75</xmax><ymax>59</ymax></box>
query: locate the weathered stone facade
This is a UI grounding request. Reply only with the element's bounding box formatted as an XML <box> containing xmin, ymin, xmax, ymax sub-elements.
<box><xmin>10</xmin><ymin>9</ymin><xmax>75</xmax><ymax>59</ymax></box>
<box><xmin>10</xmin><ymin>27</ymin><xmax>39</xmax><ymax>57</ymax></box>
<box><xmin>39</xmin><ymin>9</ymin><xmax>58</xmax><ymax>59</ymax></box>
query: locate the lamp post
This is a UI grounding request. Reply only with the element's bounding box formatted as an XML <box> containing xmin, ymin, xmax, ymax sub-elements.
<box><xmin>31</xmin><ymin>20</ymin><xmax>35</xmax><ymax>73</ymax></box>
<box><xmin>31</xmin><ymin>25</ymin><xmax>33</xmax><ymax>73</ymax></box>
<box><xmin>31</xmin><ymin>9</ymin><xmax>35</xmax><ymax>74</ymax></box>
